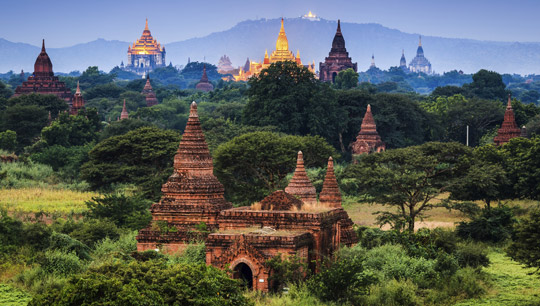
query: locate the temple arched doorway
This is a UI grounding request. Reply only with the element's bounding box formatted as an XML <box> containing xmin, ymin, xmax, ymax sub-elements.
<box><xmin>332</xmin><ymin>72</ymin><xmax>337</xmax><ymax>83</ymax></box>
<box><xmin>232</xmin><ymin>262</ymin><xmax>253</xmax><ymax>289</ymax></box>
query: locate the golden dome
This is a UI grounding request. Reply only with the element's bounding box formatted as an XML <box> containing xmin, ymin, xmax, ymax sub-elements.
<box><xmin>275</xmin><ymin>18</ymin><xmax>289</xmax><ymax>51</ymax></box>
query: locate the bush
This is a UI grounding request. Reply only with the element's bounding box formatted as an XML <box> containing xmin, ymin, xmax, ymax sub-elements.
<box><xmin>0</xmin><ymin>210</ymin><xmax>24</xmax><ymax>253</ymax></box>
<box><xmin>366</xmin><ymin>279</ymin><xmax>420</xmax><ymax>306</ymax></box>
<box><xmin>48</xmin><ymin>232</ymin><xmax>91</xmax><ymax>260</ymax></box>
<box><xmin>457</xmin><ymin>206</ymin><xmax>515</xmax><ymax>242</ymax></box>
<box><xmin>266</xmin><ymin>255</ymin><xmax>307</xmax><ymax>292</ymax></box>
<box><xmin>68</xmin><ymin>219</ymin><xmax>120</xmax><ymax>247</ymax></box>
<box><xmin>445</xmin><ymin>267</ymin><xmax>487</xmax><ymax>299</ymax></box>
<box><xmin>85</xmin><ymin>194</ymin><xmax>152</xmax><ymax>230</ymax></box>
<box><xmin>39</xmin><ymin>250</ymin><xmax>85</xmax><ymax>276</ymax></box>
<box><xmin>91</xmin><ymin>230</ymin><xmax>137</xmax><ymax>261</ymax></box>
<box><xmin>455</xmin><ymin>242</ymin><xmax>490</xmax><ymax>268</ymax></box>
<box><xmin>507</xmin><ymin>207</ymin><xmax>540</xmax><ymax>272</ymax></box>
<box><xmin>23</xmin><ymin>222</ymin><xmax>52</xmax><ymax>251</ymax></box>
<box><xmin>166</xmin><ymin>243</ymin><xmax>206</xmax><ymax>265</ymax></box>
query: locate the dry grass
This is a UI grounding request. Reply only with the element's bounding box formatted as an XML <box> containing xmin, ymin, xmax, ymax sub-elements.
<box><xmin>250</xmin><ymin>201</ymin><xmax>332</xmax><ymax>213</ymax></box>
<box><xmin>0</xmin><ymin>187</ymin><xmax>99</xmax><ymax>214</ymax></box>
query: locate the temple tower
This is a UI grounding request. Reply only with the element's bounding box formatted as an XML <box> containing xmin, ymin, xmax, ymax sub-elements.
<box><xmin>409</xmin><ymin>36</ymin><xmax>432</xmax><ymax>74</ymax></box>
<box><xmin>399</xmin><ymin>50</ymin><xmax>408</xmax><ymax>72</ymax></box>
<box><xmin>70</xmin><ymin>81</ymin><xmax>85</xmax><ymax>115</ymax></box>
<box><xmin>141</xmin><ymin>75</ymin><xmax>159</xmax><ymax>107</ymax></box>
<box><xmin>120</xmin><ymin>99</ymin><xmax>129</xmax><ymax>120</ymax></box>
<box><xmin>351</xmin><ymin>104</ymin><xmax>386</xmax><ymax>159</ymax></box>
<box><xmin>124</xmin><ymin>19</ymin><xmax>166</xmax><ymax>76</ymax></box>
<box><xmin>285</xmin><ymin>151</ymin><xmax>317</xmax><ymax>204</ymax></box>
<box><xmin>319</xmin><ymin>20</ymin><xmax>358</xmax><ymax>83</ymax></box>
<box><xmin>195</xmin><ymin>65</ymin><xmax>214</xmax><ymax>92</ymax></box>
<box><xmin>494</xmin><ymin>95</ymin><xmax>522</xmax><ymax>145</ymax></box>
<box><xmin>319</xmin><ymin>157</ymin><xmax>342</xmax><ymax>208</ymax></box>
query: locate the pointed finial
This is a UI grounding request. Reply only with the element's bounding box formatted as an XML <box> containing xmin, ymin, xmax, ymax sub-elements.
<box><xmin>265</xmin><ymin>49</ymin><xmax>268</xmax><ymax>58</ymax></box>
<box><xmin>337</xmin><ymin>19</ymin><xmax>341</xmax><ymax>32</ymax></box>
<box><xmin>367</xmin><ymin>104</ymin><xmax>372</xmax><ymax>112</ymax></box>
<box><xmin>327</xmin><ymin>156</ymin><xmax>334</xmax><ymax>169</ymax></box>
<box><xmin>190</xmin><ymin>101</ymin><xmax>198</xmax><ymax>117</ymax></box>
<box><xmin>296</xmin><ymin>49</ymin><xmax>300</xmax><ymax>58</ymax></box>
<box><xmin>146</xmin><ymin>73</ymin><xmax>150</xmax><ymax>80</ymax></box>
<box><xmin>419</xmin><ymin>35</ymin><xmax>422</xmax><ymax>46</ymax></box>
<box><xmin>507</xmin><ymin>94</ymin><xmax>512</xmax><ymax>109</ymax></box>
<box><xmin>145</xmin><ymin>18</ymin><xmax>149</xmax><ymax>31</ymax></box>
<box><xmin>76</xmin><ymin>81</ymin><xmax>81</xmax><ymax>95</ymax></box>
<box><xmin>41</xmin><ymin>39</ymin><xmax>45</xmax><ymax>52</ymax></box>
<box><xmin>123</xmin><ymin>99</ymin><xmax>126</xmax><ymax>108</ymax></box>
<box><xmin>402</xmin><ymin>49</ymin><xmax>404</xmax><ymax>55</ymax></box>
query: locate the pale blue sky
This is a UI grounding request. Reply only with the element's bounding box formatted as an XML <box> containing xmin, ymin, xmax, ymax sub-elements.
<box><xmin>2</xmin><ymin>0</ymin><xmax>538</xmax><ymax>47</ymax></box>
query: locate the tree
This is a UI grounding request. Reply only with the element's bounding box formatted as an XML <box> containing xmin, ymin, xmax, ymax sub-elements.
<box><xmin>464</xmin><ymin>69</ymin><xmax>508</xmax><ymax>101</ymax></box>
<box><xmin>80</xmin><ymin>127</ymin><xmax>180</xmax><ymax>199</ymax></box>
<box><xmin>334</xmin><ymin>68</ymin><xmax>359</xmax><ymax>89</ymax></box>
<box><xmin>345</xmin><ymin>142</ymin><xmax>471</xmax><ymax>233</ymax></box>
<box><xmin>502</xmin><ymin>136</ymin><xmax>540</xmax><ymax>200</ymax></box>
<box><xmin>507</xmin><ymin>208</ymin><xmax>540</xmax><ymax>273</ymax></box>
<box><xmin>214</xmin><ymin>131</ymin><xmax>336</xmax><ymax>204</ymax></box>
<box><xmin>41</xmin><ymin>109</ymin><xmax>100</xmax><ymax>147</ymax></box>
<box><xmin>243</xmin><ymin>61</ymin><xmax>341</xmax><ymax>141</ymax></box>
<box><xmin>6</xmin><ymin>93</ymin><xmax>68</xmax><ymax>116</ymax></box>
<box><xmin>85</xmin><ymin>194</ymin><xmax>152</xmax><ymax>230</ymax></box>
<box><xmin>0</xmin><ymin>104</ymin><xmax>48</xmax><ymax>149</ymax></box>
<box><xmin>0</xmin><ymin>80</ymin><xmax>13</xmax><ymax>99</ymax></box>
<box><xmin>78</xmin><ymin>66</ymin><xmax>115</xmax><ymax>88</ymax></box>
<box><xmin>0</xmin><ymin>130</ymin><xmax>17</xmax><ymax>152</ymax></box>
<box><xmin>100</xmin><ymin>118</ymin><xmax>155</xmax><ymax>140</ymax></box>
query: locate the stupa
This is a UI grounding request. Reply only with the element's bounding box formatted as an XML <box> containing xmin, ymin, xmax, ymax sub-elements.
<box><xmin>69</xmin><ymin>81</ymin><xmax>85</xmax><ymax>115</ymax></box>
<box><xmin>494</xmin><ymin>95</ymin><xmax>521</xmax><ymax>145</ymax></box>
<box><xmin>319</xmin><ymin>157</ymin><xmax>342</xmax><ymax>208</ymax></box>
<box><xmin>120</xmin><ymin>99</ymin><xmax>129</xmax><ymax>120</ymax></box>
<box><xmin>141</xmin><ymin>75</ymin><xmax>158</xmax><ymax>107</ymax></box>
<box><xmin>319</xmin><ymin>20</ymin><xmax>357</xmax><ymax>83</ymax></box>
<box><xmin>285</xmin><ymin>151</ymin><xmax>317</xmax><ymax>204</ymax></box>
<box><xmin>195</xmin><ymin>65</ymin><xmax>214</xmax><ymax>92</ymax></box>
<box><xmin>351</xmin><ymin>104</ymin><xmax>386</xmax><ymax>158</ymax></box>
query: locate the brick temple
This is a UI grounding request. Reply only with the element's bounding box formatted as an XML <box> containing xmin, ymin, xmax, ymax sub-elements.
<box><xmin>195</xmin><ymin>65</ymin><xmax>214</xmax><ymax>92</ymax></box>
<box><xmin>351</xmin><ymin>104</ymin><xmax>386</xmax><ymax>158</ymax></box>
<box><xmin>14</xmin><ymin>40</ymin><xmax>73</xmax><ymax>103</ymax></box>
<box><xmin>137</xmin><ymin>102</ymin><xmax>358</xmax><ymax>291</ymax></box>
<box><xmin>494</xmin><ymin>95</ymin><xmax>522</xmax><ymax>145</ymax></box>
<box><xmin>69</xmin><ymin>81</ymin><xmax>85</xmax><ymax>115</ymax></box>
<box><xmin>319</xmin><ymin>20</ymin><xmax>358</xmax><ymax>83</ymax></box>
<box><xmin>141</xmin><ymin>75</ymin><xmax>159</xmax><ymax>107</ymax></box>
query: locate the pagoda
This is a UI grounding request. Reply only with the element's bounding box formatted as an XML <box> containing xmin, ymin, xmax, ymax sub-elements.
<box><xmin>399</xmin><ymin>50</ymin><xmax>409</xmax><ymax>72</ymax></box>
<box><xmin>195</xmin><ymin>65</ymin><xmax>214</xmax><ymax>92</ymax></box>
<box><xmin>319</xmin><ymin>20</ymin><xmax>358</xmax><ymax>83</ymax></box>
<box><xmin>494</xmin><ymin>95</ymin><xmax>521</xmax><ymax>145</ymax></box>
<box><xmin>124</xmin><ymin>19</ymin><xmax>166</xmax><ymax>76</ymax></box>
<box><xmin>233</xmin><ymin>19</ymin><xmax>315</xmax><ymax>81</ymax></box>
<box><xmin>141</xmin><ymin>75</ymin><xmax>158</xmax><ymax>107</ymax></box>
<box><xmin>120</xmin><ymin>99</ymin><xmax>129</xmax><ymax>120</ymax></box>
<box><xmin>351</xmin><ymin>104</ymin><xmax>386</xmax><ymax>158</ymax></box>
<box><xmin>285</xmin><ymin>151</ymin><xmax>317</xmax><ymax>205</ymax></box>
<box><xmin>14</xmin><ymin>40</ymin><xmax>72</xmax><ymax>103</ymax></box>
<box><xmin>319</xmin><ymin>157</ymin><xmax>342</xmax><ymax>208</ymax></box>
<box><xmin>69</xmin><ymin>81</ymin><xmax>85</xmax><ymax>115</ymax></box>
<box><xmin>409</xmin><ymin>36</ymin><xmax>432</xmax><ymax>74</ymax></box>
<box><xmin>217</xmin><ymin>55</ymin><xmax>234</xmax><ymax>73</ymax></box>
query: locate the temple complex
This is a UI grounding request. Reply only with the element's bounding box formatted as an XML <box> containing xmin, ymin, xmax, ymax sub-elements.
<box><xmin>69</xmin><ymin>81</ymin><xmax>85</xmax><ymax>115</ymax></box>
<box><xmin>120</xmin><ymin>99</ymin><xmax>129</xmax><ymax>120</ymax></box>
<box><xmin>351</xmin><ymin>104</ymin><xmax>386</xmax><ymax>158</ymax></box>
<box><xmin>319</xmin><ymin>20</ymin><xmax>357</xmax><ymax>83</ymax></box>
<box><xmin>141</xmin><ymin>75</ymin><xmax>158</xmax><ymax>107</ymax></box>
<box><xmin>409</xmin><ymin>36</ymin><xmax>432</xmax><ymax>74</ymax></box>
<box><xmin>124</xmin><ymin>19</ymin><xmax>166</xmax><ymax>76</ymax></box>
<box><xmin>137</xmin><ymin>102</ymin><xmax>358</xmax><ymax>291</ymax></box>
<box><xmin>234</xmin><ymin>19</ymin><xmax>315</xmax><ymax>81</ymax></box>
<box><xmin>217</xmin><ymin>55</ymin><xmax>235</xmax><ymax>73</ymax></box>
<box><xmin>494</xmin><ymin>95</ymin><xmax>522</xmax><ymax>145</ymax></box>
<box><xmin>195</xmin><ymin>65</ymin><xmax>214</xmax><ymax>92</ymax></box>
<box><xmin>14</xmin><ymin>40</ymin><xmax>72</xmax><ymax>103</ymax></box>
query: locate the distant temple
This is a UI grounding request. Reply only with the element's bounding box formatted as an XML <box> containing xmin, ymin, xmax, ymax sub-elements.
<box><xmin>399</xmin><ymin>50</ymin><xmax>408</xmax><ymax>72</ymax></box>
<box><xmin>494</xmin><ymin>95</ymin><xmax>522</xmax><ymax>145</ymax></box>
<box><xmin>14</xmin><ymin>40</ymin><xmax>72</xmax><ymax>104</ymax></box>
<box><xmin>319</xmin><ymin>20</ymin><xmax>357</xmax><ymax>83</ymax></box>
<box><xmin>69</xmin><ymin>81</ymin><xmax>85</xmax><ymax>115</ymax></box>
<box><xmin>217</xmin><ymin>55</ymin><xmax>234</xmax><ymax>73</ymax></box>
<box><xmin>137</xmin><ymin>102</ymin><xmax>357</xmax><ymax>291</ymax></box>
<box><xmin>234</xmin><ymin>19</ymin><xmax>315</xmax><ymax>81</ymax></box>
<box><xmin>120</xmin><ymin>99</ymin><xmax>129</xmax><ymax>120</ymax></box>
<box><xmin>301</xmin><ymin>11</ymin><xmax>320</xmax><ymax>21</ymax></box>
<box><xmin>124</xmin><ymin>19</ymin><xmax>166</xmax><ymax>76</ymax></box>
<box><xmin>409</xmin><ymin>36</ymin><xmax>432</xmax><ymax>74</ymax></box>
<box><xmin>369</xmin><ymin>54</ymin><xmax>377</xmax><ymax>69</ymax></box>
<box><xmin>141</xmin><ymin>75</ymin><xmax>158</xmax><ymax>107</ymax></box>
<box><xmin>351</xmin><ymin>104</ymin><xmax>386</xmax><ymax>158</ymax></box>
<box><xmin>195</xmin><ymin>65</ymin><xmax>214</xmax><ymax>92</ymax></box>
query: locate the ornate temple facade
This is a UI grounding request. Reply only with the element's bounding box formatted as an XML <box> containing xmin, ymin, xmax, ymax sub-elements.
<box><xmin>319</xmin><ymin>20</ymin><xmax>357</xmax><ymax>83</ymax></box>
<box><xmin>234</xmin><ymin>19</ymin><xmax>315</xmax><ymax>82</ymax></box>
<box><xmin>494</xmin><ymin>95</ymin><xmax>522</xmax><ymax>145</ymax></box>
<box><xmin>351</xmin><ymin>104</ymin><xmax>386</xmax><ymax>159</ymax></box>
<box><xmin>409</xmin><ymin>36</ymin><xmax>432</xmax><ymax>74</ymax></box>
<box><xmin>124</xmin><ymin>19</ymin><xmax>166</xmax><ymax>76</ymax></box>
<box><xmin>14</xmin><ymin>40</ymin><xmax>73</xmax><ymax>104</ymax></box>
<box><xmin>137</xmin><ymin>102</ymin><xmax>357</xmax><ymax>291</ymax></box>
<box><xmin>195</xmin><ymin>65</ymin><xmax>214</xmax><ymax>92</ymax></box>
<box><xmin>217</xmin><ymin>55</ymin><xmax>234</xmax><ymax>73</ymax></box>
<box><xmin>69</xmin><ymin>81</ymin><xmax>85</xmax><ymax>115</ymax></box>
<box><xmin>141</xmin><ymin>75</ymin><xmax>158</xmax><ymax>107</ymax></box>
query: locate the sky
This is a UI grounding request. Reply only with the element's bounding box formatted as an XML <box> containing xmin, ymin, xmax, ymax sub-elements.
<box><xmin>1</xmin><ymin>0</ymin><xmax>539</xmax><ymax>47</ymax></box>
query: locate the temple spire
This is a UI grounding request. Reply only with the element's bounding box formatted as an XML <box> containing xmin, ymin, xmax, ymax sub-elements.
<box><xmin>319</xmin><ymin>157</ymin><xmax>342</xmax><ymax>208</ymax></box>
<box><xmin>285</xmin><ymin>151</ymin><xmax>317</xmax><ymax>204</ymax></box>
<box><xmin>120</xmin><ymin>99</ymin><xmax>129</xmax><ymax>120</ymax></box>
<box><xmin>41</xmin><ymin>39</ymin><xmax>45</xmax><ymax>52</ymax></box>
<box><xmin>507</xmin><ymin>93</ymin><xmax>512</xmax><ymax>109</ymax></box>
<box><xmin>337</xmin><ymin>19</ymin><xmax>341</xmax><ymax>33</ymax></box>
<box><xmin>494</xmin><ymin>94</ymin><xmax>520</xmax><ymax>145</ymax></box>
<box><xmin>275</xmin><ymin>18</ymin><xmax>289</xmax><ymax>51</ymax></box>
<box><xmin>145</xmin><ymin>18</ymin><xmax>149</xmax><ymax>31</ymax></box>
<box><xmin>75</xmin><ymin>81</ymin><xmax>81</xmax><ymax>95</ymax></box>
<box><xmin>419</xmin><ymin>35</ymin><xmax>422</xmax><ymax>46</ymax></box>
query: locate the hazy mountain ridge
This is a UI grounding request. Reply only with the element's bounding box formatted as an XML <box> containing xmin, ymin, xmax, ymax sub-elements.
<box><xmin>2</xmin><ymin>18</ymin><xmax>540</xmax><ymax>75</ymax></box>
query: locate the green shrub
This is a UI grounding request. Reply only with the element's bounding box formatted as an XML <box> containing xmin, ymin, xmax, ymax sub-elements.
<box><xmin>15</xmin><ymin>267</ymin><xmax>68</xmax><ymax>296</ymax></box>
<box><xmin>0</xmin><ymin>210</ymin><xmax>24</xmax><ymax>253</ymax></box>
<box><xmin>457</xmin><ymin>206</ymin><xmax>515</xmax><ymax>242</ymax></box>
<box><xmin>0</xmin><ymin>161</ymin><xmax>58</xmax><ymax>188</ymax></box>
<box><xmin>445</xmin><ymin>267</ymin><xmax>487</xmax><ymax>298</ymax></box>
<box><xmin>166</xmin><ymin>243</ymin><xmax>206</xmax><ymax>265</ymax></box>
<box><xmin>85</xmin><ymin>194</ymin><xmax>152</xmax><ymax>230</ymax></box>
<box><xmin>48</xmin><ymin>232</ymin><xmax>91</xmax><ymax>260</ymax></box>
<box><xmin>23</xmin><ymin>222</ymin><xmax>52</xmax><ymax>251</ymax></box>
<box><xmin>366</xmin><ymin>279</ymin><xmax>420</xmax><ymax>306</ymax></box>
<box><xmin>265</xmin><ymin>255</ymin><xmax>307</xmax><ymax>292</ymax></box>
<box><xmin>39</xmin><ymin>250</ymin><xmax>85</xmax><ymax>276</ymax></box>
<box><xmin>91</xmin><ymin>230</ymin><xmax>137</xmax><ymax>260</ymax></box>
<box><xmin>68</xmin><ymin>219</ymin><xmax>120</xmax><ymax>247</ymax></box>
<box><xmin>455</xmin><ymin>242</ymin><xmax>490</xmax><ymax>268</ymax></box>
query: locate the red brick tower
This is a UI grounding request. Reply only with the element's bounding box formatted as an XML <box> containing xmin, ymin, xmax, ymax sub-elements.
<box><xmin>285</xmin><ymin>151</ymin><xmax>317</xmax><ymax>204</ymax></box>
<box><xmin>69</xmin><ymin>81</ymin><xmax>85</xmax><ymax>115</ymax></box>
<box><xmin>137</xmin><ymin>102</ymin><xmax>232</xmax><ymax>252</ymax></box>
<box><xmin>195</xmin><ymin>64</ymin><xmax>214</xmax><ymax>92</ymax></box>
<box><xmin>494</xmin><ymin>95</ymin><xmax>522</xmax><ymax>145</ymax></box>
<box><xmin>14</xmin><ymin>40</ymin><xmax>72</xmax><ymax>102</ymax></box>
<box><xmin>351</xmin><ymin>104</ymin><xmax>386</xmax><ymax>159</ymax></box>
<box><xmin>141</xmin><ymin>75</ymin><xmax>159</xmax><ymax>107</ymax></box>
<box><xmin>319</xmin><ymin>20</ymin><xmax>358</xmax><ymax>83</ymax></box>
<box><xmin>120</xmin><ymin>99</ymin><xmax>129</xmax><ymax>120</ymax></box>
<box><xmin>319</xmin><ymin>157</ymin><xmax>342</xmax><ymax>208</ymax></box>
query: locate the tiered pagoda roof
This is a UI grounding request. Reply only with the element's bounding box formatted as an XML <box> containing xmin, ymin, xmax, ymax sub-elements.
<box><xmin>195</xmin><ymin>65</ymin><xmax>214</xmax><ymax>92</ymax></box>
<box><xmin>14</xmin><ymin>40</ymin><xmax>72</xmax><ymax>102</ymax></box>
<box><xmin>351</xmin><ymin>104</ymin><xmax>386</xmax><ymax>156</ymax></box>
<box><xmin>69</xmin><ymin>81</ymin><xmax>85</xmax><ymax>115</ymax></box>
<box><xmin>319</xmin><ymin>157</ymin><xmax>342</xmax><ymax>208</ymax></box>
<box><xmin>285</xmin><ymin>151</ymin><xmax>317</xmax><ymax>204</ymax></box>
<box><xmin>319</xmin><ymin>20</ymin><xmax>358</xmax><ymax>83</ymax></box>
<box><xmin>141</xmin><ymin>75</ymin><xmax>158</xmax><ymax>107</ymax></box>
<box><xmin>494</xmin><ymin>95</ymin><xmax>522</xmax><ymax>145</ymax></box>
<box><xmin>128</xmin><ymin>19</ymin><xmax>164</xmax><ymax>55</ymax></box>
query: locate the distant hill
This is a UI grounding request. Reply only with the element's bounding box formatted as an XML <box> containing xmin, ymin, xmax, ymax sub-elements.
<box><xmin>2</xmin><ymin>18</ymin><xmax>540</xmax><ymax>75</ymax></box>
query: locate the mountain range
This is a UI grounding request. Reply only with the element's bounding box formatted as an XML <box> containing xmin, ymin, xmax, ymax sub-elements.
<box><xmin>2</xmin><ymin>18</ymin><xmax>540</xmax><ymax>75</ymax></box>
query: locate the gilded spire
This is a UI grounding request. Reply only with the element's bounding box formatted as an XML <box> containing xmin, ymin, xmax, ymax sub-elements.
<box><xmin>145</xmin><ymin>18</ymin><xmax>149</xmax><ymax>31</ymax></box>
<box><xmin>296</xmin><ymin>50</ymin><xmax>300</xmax><ymax>58</ymax></box>
<box><xmin>285</xmin><ymin>151</ymin><xmax>317</xmax><ymax>204</ymax></box>
<box><xmin>319</xmin><ymin>157</ymin><xmax>342</xmax><ymax>208</ymax></box>
<box><xmin>275</xmin><ymin>18</ymin><xmax>289</xmax><ymax>51</ymax></box>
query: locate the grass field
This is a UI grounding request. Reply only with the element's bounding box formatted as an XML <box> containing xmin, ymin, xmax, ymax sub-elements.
<box><xmin>0</xmin><ymin>187</ymin><xmax>99</xmax><ymax>214</ymax></box>
<box><xmin>0</xmin><ymin>284</ymin><xmax>32</xmax><ymax>306</ymax></box>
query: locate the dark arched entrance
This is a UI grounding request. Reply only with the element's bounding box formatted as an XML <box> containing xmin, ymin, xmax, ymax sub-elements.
<box><xmin>233</xmin><ymin>263</ymin><xmax>253</xmax><ymax>289</ymax></box>
<box><xmin>332</xmin><ymin>72</ymin><xmax>337</xmax><ymax>83</ymax></box>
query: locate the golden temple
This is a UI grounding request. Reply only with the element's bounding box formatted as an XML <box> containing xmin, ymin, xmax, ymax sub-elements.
<box><xmin>234</xmin><ymin>19</ymin><xmax>315</xmax><ymax>81</ymax></box>
<box><xmin>124</xmin><ymin>19</ymin><xmax>166</xmax><ymax>75</ymax></box>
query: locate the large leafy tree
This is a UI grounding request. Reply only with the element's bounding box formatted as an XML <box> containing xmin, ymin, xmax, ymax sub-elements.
<box><xmin>345</xmin><ymin>142</ymin><xmax>471</xmax><ymax>233</ymax></box>
<box><xmin>41</xmin><ymin>109</ymin><xmax>100</xmax><ymax>147</ymax></box>
<box><xmin>214</xmin><ymin>131</ymin><xmax>336</xmax><ymax>204</ymax></box>
<box><xmin>507</xmin><ymin>208</ymin><xmax>540</xmax><ymax>274</ymax></box>
<box><xmin>503</xmin><ymin>136</ymin><xmax>540</xmax><ymax>200</ymax></box>
<box><xmin>0</xmin><ymin>104</ymin><xmax>48</xmax><ymax>149</ymax></box>
<box><xmin>80</xmin><ymin>126</ymin><xmax>180</xmax><ymax>199</ymax></box>
<box><xmin>243</xmin><ymin>61</ymin><xmax>341</xmax><ymax>142</ymax></box>
<box><xmin>334</xmin><ymin>68</ymin><xmax>359</xmax><ymax>89</ymax></box>
<box><xmin>464</xmin><ymin>69</ymin><xmax>508</xmax><ymax>101</ymax></box>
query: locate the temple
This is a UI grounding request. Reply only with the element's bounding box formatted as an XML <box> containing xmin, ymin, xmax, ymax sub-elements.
<box><xmin>409</xmin><ymin>36</ymin><xmax>432</xmax><ymax>74</ymax></box>
<box><xmin>14</xmin><ymin>40</ymin><xmax>72</xmax><ymax>103</ymax></box>
<box><xmin>217</xmin><ymin>55</ymin><xmax>234</xmax><ymax>73</ymax></box>
<box><xmin>234</xmin><ymin>19</ymin><xmax>315</xmax><ymax>81</ymax></box>
<box><xmin>351</xmin><ymin>104</ymin><xmax>386</xmax><ymax>158</ymax></box>
<box><xmin>141</xmin><ymin>75</ymin><xmax>158</xmax><ymax>107</ymax></box>
<box><xmin>494</xmin><ymin>95</ymin><xmax>522</xmax><ymax>145</ymax></box>
<box><xmin>124</xmin><ymin>19</ymin><xmax>166</xmax><ymax>76</ymax></box>
<box><xmin>69</xmin><ymin>81</ymin><xmax>85</xmax><ymax>115</ymax></box>
<box><xmin>137</xmin><ymin>102</ymin><xmax>358</xmax><ymax>291</ymax></box>
<box><xmin>399</xmin><ymin>50</ymin><xmax>409</xmax><ymax>72</ymax></box>
<box><xmin>319</xmin><ymin>20</ymin><xmax>358</xmax><ymax>83</ymax></box>
<box><xmin>120</xmin><ymin>99</ymin><xmax>129</xmax><ymax>120</ymax></box>
<box><xmin>195</xmin><ymin>65</ymin><xmax>214</xmax><ymax>92</ymax></box>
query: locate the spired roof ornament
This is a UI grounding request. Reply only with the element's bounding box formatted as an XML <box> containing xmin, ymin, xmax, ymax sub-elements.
<box><xmin>141</xmin><ymin>75</ymin><xmax>158</xmax><ymax>106</ymax></box>
<box><xmin>276</xmin><ymin>18</ymin><xmax>289</xmax><ymax>51</ymax></box>
<box><xmin>70</xmin><ymin>81</ymin><xmax>85</xmax><ymax>115</ymax></box>
<box><xmin>319</xmin><ymin>157</ymin><xmax>342</xmax><ymax>208</ymax></box>
<box><xmin>34</xmin><ymin>39</ymin><xmax>54</xmax><ymax>77</ymax></box>
<box><xmin>285</xmin><ymin>151</ymin><xmax>317</xmax><ymax>204</ymax></box>
<box><xmin>494</xmin><ymin>94</ymin><xmax>522</xmax><ymax>145</ymax></box>
<box><xmin>120</xmin><ymin>99</ymin><xmax>129</xmax><ymax>120</ymax></box>
<box><xmin>351</xmin><ymin>104</ymin><xmax>386</xmax><ymax>156</ymax></box>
